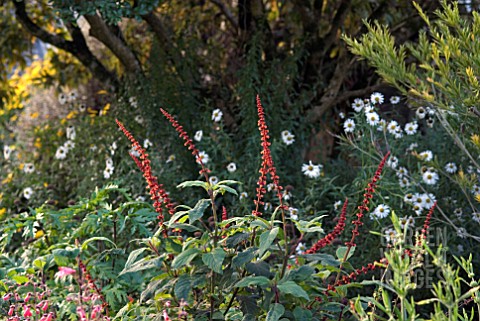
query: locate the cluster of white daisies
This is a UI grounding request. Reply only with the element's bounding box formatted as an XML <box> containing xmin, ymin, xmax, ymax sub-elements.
<box><xmin>54</xmin><ymin>125</ymin><xmax>76</xmax><ymax>160</ymax></box>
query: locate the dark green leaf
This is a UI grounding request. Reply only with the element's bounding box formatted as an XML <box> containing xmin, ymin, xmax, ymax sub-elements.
<box><xmin>169</xmin><ymin>223</ymin><xmax>201</xmax><ymax>232</ymax></box>
<box><xmin>258</xmin><ymin>227</ymin><xmax>279</xmax><ymax>257</ymax></box>
<box><xmin>234</xmin><ymin>276</ymin><xmax>271</xmax><ymax>287</ymax></box>
<box><xmin>215</xmin><ymin>185</ymin><xmax>238</xmax><ymax>196</ymax></box>
<box><xmin>226</xmin><ymin>232</ymin><xmax>250</xmax><ymax>248</ymax></box>
<box><xmin>246</xmin><ymin>261</ymin><xmax>272</xmax><ymax>277</ymax></box>
<box><xmin>175</xmin><ymin>274</ymin><xmax>192</xmax><ymax>300</ymax></box>
<box><xmin>232</xmin><ymin>248</ymin><xmax>255</xmax><ymax>268</ymax></box>
<box><xmin>293</xmin><ymin>307</ymin><xmax>313</xmax><ymax>321</ymax></box>
<box><xmin>119</xmin><ymin>256</ymin><xmax>163</xmax><ymax>275</ymax></box>
<box><xmin>289</xmin><ymin>265</ymin><xmax>315</xmax><ymax>282</ymax></box>
<box><xmin>189</xmin><ymin>199</ymin><xmax>210</xmax><ymax>224</ymax></box>
<box><xmin>172</xmin><ymin>248</ymin><xmax>201</xmax><ymax>269</ymax></box>
<box><xmin>266</xmin><ymin>303</ymin><xmax>285</xmax><ymax>321</ymax></box>
<box><xmin>277</xmin><ymin>281</ymin><xmax>309</xmax><ymax>300</ymax></box>
<box><xmin>202</xmin><ymin>248</ymin><xmax>226</xmax><ymax>274</ymax></box>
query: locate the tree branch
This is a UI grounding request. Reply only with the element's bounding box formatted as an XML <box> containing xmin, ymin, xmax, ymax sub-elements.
<box><xmin>208</xmin><ymin>0</ymin><xmax>239</xmax><ymax>31</ymax></box>
<box><xmin>84</xmin><ymin>13</ymin><xmax>143</xmax><ymax>75</ymax></box>
<box><xmin>12</xmin><ymin>0</ymin><xmax>118</xmax><ymax>88</ymax></box>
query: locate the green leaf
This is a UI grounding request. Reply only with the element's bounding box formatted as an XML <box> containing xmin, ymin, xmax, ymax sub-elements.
<box><xmin>214</xmin><ymin>185</ymin><xmax>238</xmax><ymax>196</ymax></box>
<box><xmin>277</xmin><ymin>281</ymin><xmax>309</xmax><ymax>300</ymax></box>
<box><xmin>122</xmin><ymin>248</ymin><xmax>148</xmax><ymax>270</ymax></box>
<box><xmin>234</xmin><ymin>276</ymin><xmax>271</xmax><ymax>287</ymax></box>
<box><xmin>232</xmin><ymin>248</ymin><xmax>255</xmax><ymax>269</ymax></box>
<box><xmin>172</xmin><ymin>248</ymin><xmax>201</xmax><ymax>269</ymax></box>
<box><xmin>12</xmin><ymin>275</ymin><xmax>29</xmax><ymax>284</ymax></box>
<box><xmin>168</xmin><ymin>223</ymin><xmax>201</xmax><ymax>232</ymax></box>
<box><xmin>266</xmin><ymin>303</ymin><xmax>285</xmax><ymax>321</ymax></box>
<box><xmin>246</xmin><ymin>261</ymin><xmax>272</xmax><ymax>277</ymax></box>
<box><xmin>189</xmin><ymin>199</ymin><xmax>210</xmax><ymax>224</ymax></box>
<box><xmin>202</xmin><ymin>248</ymin><xmax>226</xmax><ymax>274</ymax></box>
<box><xmin>177</xmin><ymin>180</ymin><xmax>208</xmax><ymax>189</ymax></box>
<box><xmin>293</xmin><ymin>307</ymin><xmax>313</xmax><ymax>321</ymax></box>
<box><xmin>81</xmin><ymin>236</ymin><xmax>117</xmax><ymax>250</ymax></box>
<box><xmin>33</xmin><ymin>258</ymin><xmax>46</xmax><ymax>270</ymax></box>
<box><xmin>226</xmin><ymin>232</ymin><xmax>250</xmax><ymax>248</ymax></box>
<box><xmin>119</xmin><ymin>256</ymin><xmax>163</xmax><ymax>275</ymax></box>
<box><xmin>175</xmin><ymin>274</ymin><xmax>192</xmax><ymax>300</ymax></box>
<box><xmin>303</xmin><ymin>253</ymin><xmax>340</xmax><ymax>266</ymax></box>
<box><xmin>258</xmin><ymin>227</ymin><xmax>279</xmax><ymax>257</ymax></box>
<box><xmin>336</xmin><ymin>246</ymin><xmax>355</xmax><ymax>262</ymax></box>
<box><xmin>289</xmin><ymin>265</ymin><xmax>315</xmax><ymax>282</ymax></box>
<box><xmin>216</xmin><ymin>180</ymin><xmax>240</xmax><ymax>185</ymax></box>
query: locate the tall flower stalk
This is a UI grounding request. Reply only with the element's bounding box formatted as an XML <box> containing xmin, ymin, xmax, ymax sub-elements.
<box><xmin>116</xmin><ymin>119</ymin><xmax>175</xmax><ymax>228</ymax></box>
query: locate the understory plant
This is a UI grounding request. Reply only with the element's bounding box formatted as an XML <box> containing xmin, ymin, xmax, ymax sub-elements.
<box><xmin>112</xmin><ymin>95</ymin><xmax>440</xmax><ymax>320</ymax></box>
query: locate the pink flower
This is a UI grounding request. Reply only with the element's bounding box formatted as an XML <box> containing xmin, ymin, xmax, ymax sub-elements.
<box><xmin>3</xmin><ymin>293</ymin><xmax>12</xmax><ymax>301</ymax></box>
<box><xmin>8</xmin><ymin>305</ymin><xmax>15</xmax><ymax>316</ymax></box>
<box><xmin>163</xmin><ymin>309</ymin><xmax>171</xmax><ymax>321</ymax></box>
<box><xmin>24</xmin><ymin>292</ymin><xmax>32</xmax><ymax>302</ymax></box>
<box><xmin>91</xmin><ymin>305</ymin><xmax>102</xmax><ymax>318</ymax></box>
<box><xmin>77</xmin><ymin>306</ymin><xmax>87</xmax><ymax>320</ymax></box>
<box><xmin>23</xmin><ymin>305</ymin><xmax>33</xmax><ymax>317</ymax></box>
<box><xmin>55</xmin><ymin>266</ymin><xmax>76</xmax><ymax>278</ymax></box>
<box><xmin>36</xmin><ymin>300</ymin><xmax>49</xmax><ymax>312</ymax></box>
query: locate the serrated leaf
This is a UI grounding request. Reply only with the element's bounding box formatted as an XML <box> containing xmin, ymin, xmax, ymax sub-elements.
<box><xmin>202</xmin><ymin>248</ymin><xmax>226</xmax><ymax>274</ymax></box>
<box><xmin>232</xmin><ymin>248</ymin><xmax>255</xmax><ymax>268</ymax></box>
<box><xmin>175</xmin><ymin>274</ymin><xmax>192</xmax><ymax>300</ymax></box>
<box><xmin>171</xmin><ymin>248</ymin><xmax>201</xmax><ymax>269</ymax></box>
<box><xmin>277</xmin><ymin>281</ymin><xmax>309</xmax><ymax>300</ymax></box>
<box><xmin>189</xmin><ymin>199</ymin><xmax>210</xmax><ymax>224</ymax></box>
<box><xmin>266</xmin><ymin>303</ymin><xmax>285</xmax><ymax>321</ymax></box>
<box><xmin>234</xmin><ymin>276</ymin><xmax>271</xmax><ymax>287</ymax></box>
<box><xmin>177</xmin><ymin>180</ymin><xmax>208</xmax><ymax>189</ymax></box>
<box><xmin>258</xmin><ymin>227</ymin><xmax>279</xmax><ymax>257</ymax></box>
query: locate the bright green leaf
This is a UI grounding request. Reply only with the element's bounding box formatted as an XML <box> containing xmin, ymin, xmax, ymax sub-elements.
<box><xmin>277</xmin><ymin>281</ymin><xmax>309</xmax><ymax>300</ymax></box>
<box><xmin>172</xmin><ymin>248</ymin><xmax>201</xmax><ymax>269</ymax></box>
<box><xmin>258</xmin><ymin>227</ymin><xmax>279</xmax><ymax>257</ymax></box>
<box><xmin>202</xmin><ymin>248</ymin><xmax>226</xmax><ymax>274</ymax></box>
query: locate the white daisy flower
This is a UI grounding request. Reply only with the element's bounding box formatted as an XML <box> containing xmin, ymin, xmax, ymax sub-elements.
<box><xmin>143</xmin><ymin>139</ymin><xmax>153</xmax><ymax>149</ymax></box>
<box><xmin>282</xmin><ymin>190</ymin><xmax>292</xmax><ymax>200</ymax></box>
<box><xmin>103</xmin><ymin>166</ymin><xmax>114</xmax><ymax>179</ymax></box>
<box><xmin>129</xmin><ymin>96</ymin><xmax>138</xmax><ymax>108</ymax></box>
<box><xmin>264</xmin><ymin>202</ymin><xmax>272</xmax><ymax>211</ymax></box>
<box><xmin>472</xmin><ymin>212</ymin><xmax>480</xmax><ymax>223</ymax></box>
<box><xmin>289</xmin><ymin>207</ymin><xmax>299</xmax><ymax>220</ymax></box>
<box><xmin>281</xmin><ymin>131</ymin><xmax>295</xmax><ymax>145</ymax></box>
<box><xmin>404</xmin><ymin>122</ymin><xmax>418</xmax><ymax>135</ymax></box>
<box><xmin>196</xmin><ymin>151</ymin><xmax>209</xmax><ymax>164</ymax></box>
<box><xmin>387</xmin><ymin>120</ymin><xmax>399</xmax><ymax>135</ymax></box>
<box><xmin>454</xmin><ymin>208</ymin><xmax>463</xmax><ymax>217</ymax></box>
<box><xmin>396</xmin><ymin>166</ymin><xmax>408</xmax><ymax>178</ymax></box>
<box><xmin>418</xmin><ymin>150</ymin><xmax>433</xmax><ymax>162</ymax></box>
<box><xmin>399</xmin><ymin>177</ymin><xmax>410</xmax><ymax>188</ymax></box>
<box><xmin>421</xmin><ymin>193</ymin><xmax>436</xmax><ymax>209</ymax></box>
<box><xmin>55</xmin><ymin>146</ymin><xmax>68</xmax><ymax>160</ymax></box>
<box><xmin>416</xmin><ymin>107</ymin><xmax>426</xmax><ymax>119</ymax></box>
<box><xmin>166</xmin><ymin>154</ymin><xmax>176</xmax><ymax>163</ymax></box>
<box><xmin>339</xmin><ymin>112</ymin><xmax>345</xmax><ymax>119</ymax></box>
<box><xmin>351</xmin><ymin>98</ymin><xmax>365</xmax><ymax>112</ymax></box>
<box><xmin>423</xmin><ymin>169</ymin><xmax>439</xmax><ymax>185</ymax></box>
<box><xmin>364</xmin><ymin>104</ymin><xmax>375</xmax><ymax>113</ymax></box>
<box><xmin>412</xmin><ymin>204</ymin><xmax>423</xmax><ymax>216</ymax></box>
<box><xmin>393</xmin><ymin>127</ymin><xmax>403</xmax><ymax>139</ymax></box>
<box><xmin>426</xmin><ymin>117</ymin><xmax>435</xmax><ymax>128</ymax></box>
<box><xmin>384</xmin><ymin>228</ymin><xmax>397</xmax><ymax>243</ymax></box>
<box><xmin>295</xmin><ymin>242</ymin><xmax>306</xmax><ymax>255</ymax></box>
<box><xmin>23</xmin><ymin>187</ymin><xmax>33</xmax><ymax>200</ymax></box>
<box><xmin>129</xmin><ymin>147</ymin><xmax>140</xmax><ymax>158</ymax></box>
<box><xmin>90</xmin><ymin>145</ymin><xmax>98</xmax><ymax>152</ymax></box>
<box><xmin>343</xmin><ymin>119</ymin><xmax>355</xmax><ymax>133</ymax></box>
<box><xmin>23</xmin><ymin>163</ymin><xmax>35</xmax><ymax>174</ymax></box>
<box><xmin>78</xmin><ymin>103</ymin><xmax>87</xmax><ymax>113</ymax></box>
<box><xmin>404</xmin><ymin>193</ymin><xmax>414</xmax><ymax>203</ymax></box>
<box><xmin>64</xmin><ymin>140</ymin><xmax>75</xmax><ymax>151</ymax></box>
<box><xmin>58</xmin><ymin>93</ymin><xmax>67</xmax><ymax>105</ymax></box>
<box><xmin>66</xmin><ymin>125</ymin><xmax>76</xmax><ymax>140</ymax></box>
<box><xmin>376</xmin><ymin>119</ymin><xmax>386</xmax><ymax>132</ymax></box>
<box><xmin>134</xmin><ymin>115</ymin><xmax>144</xmax><ymax>124</ymax></box>
<box><xmin>301</xmin><ymin>161</ymin><xmax>322</xmax><ymax>179</ymax></box>
<box><xmin>212</xmin><ymin>108</ymin><xmax>223</xmax><ymax>122</ymax></box>
<box><xmin>267</xmin><ymin>183</ymin><xmax>275</xmax><ymax>192</ymax></box>
<box><xmin>227</xmin><ymin>162</ymin><xmax>237</xmax><ymax>173</ymax></box>
<box><xmin>334</xmin><ymin>200</ymin><xmax>342</xmax><ymax>210</ymax></box>
<box><xmin>413</xmin><ymin>193</ymin><xmax>424</xmax><ymax>207</ymax></box>
<box><xmin>194</xmin><ymin>130</ymin><xmax>203</xmax><ymax>142</ymax></box>
<box><xmin>471</xmin><ymin>185</ymin><xmax>480</xmax><ymax>195</ymax></box>
<box><xmin>457</xmin><ymin>227</ymin><xmax>467</xmax><ymax>238</ymax></box>
<box><xmin>370</xmin><ymin>92</ymin><xmax>384</xmax><ymax>105</ymax></box>
<box><xmin>106</xmin><ymin>157</ymin><xmax>113</xmax><ymax>168</ymax></box>
<box><xmin>399</xmin><ymin>216</ymin><xmax>415</xmax><ymax>229</ymax></box>
<box><xmin>3</xmin><ymin>145</ymin><xmax>12</xmax><ymax>160</ymax></box>
<box><xmin>68</xmin><ymin>91</ymin><xmax>77</xmax><ymax>102</ymax></box>
<box><xmin>371</xmin><ymin>204</ymin><xmax>390</xmax><ymax>219</ymax></box>
<box><xmin>239</xmin><ymin>191</ymin><xmax>248</xmax><ymax>200</ymax></box>
<box><xmin>390</xmin><ymin>96</ymin><xmax>401</xmax><ymax>104</ymax></box>
<box><xmin>365</xmin><ymin>112</ymin><xmax>380</xmax><ymax>126</ymax></box>
<box><xmin>209</xmin><ymin>176</ymin><xmax>219</xmax><ymax>185</ymax></box>
<box><xmin>387</xmin><ymin>155</ymin><xmax>399</xmax><ymax>169</ymax></box>
<box><xmin>444</xmin><ymin>162</ymin><xmax>457</xmax><ymax>174</ymax></box>
<box><xmin>135</xmin><ymin>196</ymin><xmax>146</xmax><ymax>202</ymax></box>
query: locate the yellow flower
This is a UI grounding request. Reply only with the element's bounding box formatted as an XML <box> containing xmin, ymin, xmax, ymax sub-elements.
<box><xmin>43</xmin><ymin>182</ymin><xmax>48</xmax><ymax>188</ymax></box>
<box><xmin>30</xmin><ymin>112</ymin><xmax>39</xmax><ymax>119</ymax></box>
<box><xmin>471</xmin><ymin>134</ymin><xmax>480</xmax><ymax>148</ymax></box>
<box><xmin>57</xmin><ymin>129</ymin><xmax>64</xmax><ymax>137</ymax></box>
<box><xmin>2</xmin><ymin>173</ymin><xmax>13</xmax><ymax>184</ymax></box>
<box><xmin>0</xmin><ymin>208</ymin><xmax>6</xmax><ymax>220</ymax></box>
<box><xmin>34</xmin><ymin>138</ymin><xmax>42</xmax><ymax>149</ymax></box>
<box><xmin>60</xmin><ymin>118</ymin><xmax>67</xmax><ymax>125</ymax></box>
<box><xmin>19</xmin><ymin>163</ymin><xmax>25</xmax><ymax>170</ymax></box>
<box><xmin>475</xmin><ymin>193</ymin><xmax>480</xmax><ymax>203</ymax></box>
<box><xmin>66</xmin><ymin>111</ymin><xmax>78</xmax><ymax>119</ymax></box>
<box><xmin>35</xmin><ymin>230</ymin><xmax>45</xmax><ymax>239</ymax></box>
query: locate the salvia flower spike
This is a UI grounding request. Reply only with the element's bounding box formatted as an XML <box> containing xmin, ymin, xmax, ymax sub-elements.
<box><xmin>306</xmin><ymin>199</ymin><xmax>348</xmax><ymax>254</ymax></box>
<box><xmin>253</xmin><ymin>95</ymin><xmax>285</xmax><ymax>216</ymax></box>
<box><xmin>116</xmin><ymin>119</ymin><xmax>175</xmax><ymax>227</ymax></box>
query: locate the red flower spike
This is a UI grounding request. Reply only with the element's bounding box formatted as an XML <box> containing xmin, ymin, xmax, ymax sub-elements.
<box><xmin>306</xmin><ymin>199</ymin><xmax>348</xmax><ymax>254</ymax></box>
<box><xmin>346</xmin><ymin>151</ymin><xmax>390</xmax><ymax>248</ymax></box>
<box><xmin>159</xmin><ymin>108</ymin><xmax>210</xmax><ymax>176</ymax></box>
<box><xmin>418</xmin><ymin>201</ymin><xmax>437</xmax><ymax>245</ymax></box>
<box><xmin>116</xmin><ymin>120</ymin><xmax>175</xmax><ymax>227</ymax></box>
<box><xmin>253</xmin><ymin>95</ymin><xmax>285</xmax><ymax>216</ymax></box>
<box><xmin>78</xmin><ymin>258</ymin><xmax>109</xmax><ymax>311</ymax></box>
